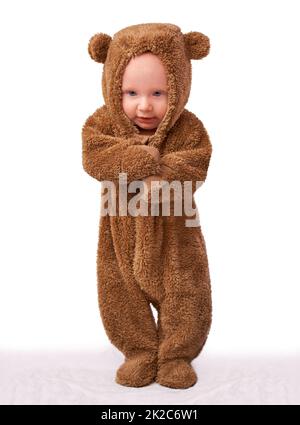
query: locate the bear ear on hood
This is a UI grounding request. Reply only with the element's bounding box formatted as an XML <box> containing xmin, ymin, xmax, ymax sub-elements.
<box><xmin>183</xmin><ymin>31</ymin><xmax>210</xmax><ymax>60</ymax></box>
<box><xmin>88</xmin><ymin>33</ymin><xmax>112</xmax><ymax>63</ymax></box>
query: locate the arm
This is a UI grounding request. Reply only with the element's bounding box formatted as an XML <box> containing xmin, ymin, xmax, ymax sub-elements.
<box><xmin>141</xmin><ymin>114</ymin><xmax>212</xmax><ymax>202</ymax></box>
<box><xmin>82</xmin><ymin>106</ymin><xmax>161</xmax><ymax>184</ymax></box>
<box><xmin>158</xmin><ymin>119</ymin><xmax>212</xmax><ymax>194</ymax></box>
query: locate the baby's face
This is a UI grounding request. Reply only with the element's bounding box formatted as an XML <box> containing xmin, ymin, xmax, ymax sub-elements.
<box><xmin>122</xmin><ymin>53</ymin><xmax>168</xmax><ymax>133</ymax></box>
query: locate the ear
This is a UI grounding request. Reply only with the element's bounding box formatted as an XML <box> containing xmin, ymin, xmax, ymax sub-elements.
<box><xmin>183</xmin><ymin>31</ymin><xmax>210</xmax><ymax>60</ymax></box>
<box><xmin>88</xmin><ymin>33</ymin><xmax>112</xmax><ymax>63</ymax></box>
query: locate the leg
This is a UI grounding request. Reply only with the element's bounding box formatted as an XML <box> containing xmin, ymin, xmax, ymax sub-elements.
<box><xmin>97</xmin><ymin>219</ymin><xmax>158</xmax><ymax>386</ymax></box>
<box><xmin>157</xmin><ymin>288</ymin><xmax>212</xmax><ymax>365</ymax></box>
<box><xmin>156</xmin><ymin>224</ymin><xmax>212</xmax><ymax>388</ymax></box>
<box><xmin>156</xmin><ymin>288</ymin><xmax>212</xmax><ymax>388</ymax></box>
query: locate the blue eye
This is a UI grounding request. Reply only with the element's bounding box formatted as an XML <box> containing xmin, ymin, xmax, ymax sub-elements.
<box><xmin>128</xmin><ymin>91</ymin><xmax>136</xmax><ymax>96</ymax></box>
<box><xmin>153</xmin><ymin>91</ymin><xmax>161</xmax><ymax>96</ymax></box>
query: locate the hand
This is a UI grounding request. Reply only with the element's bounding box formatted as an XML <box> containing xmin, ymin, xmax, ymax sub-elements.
<box><xmin>141</xmin><ymin>163</ymin><xmax>178</xmax><ymax>204</ymax></box>
<box><xmin>143</xmin><ymin>174</ymin><xmax>165</xmax><ymax>187</ymax></box>
<box><xmin>159</xmin><ymin>163</ymin><xmax>173</xmax><ymax>179</ymax></box>
<box><xmin>135</xmin><ymin>145</ymin><xmax>161</xmax><ymax>163</ymax></box>
<box><xmin>140</xmin><ymin>174</ymin><xmax>168</xmax><ymax>204</ymax></box>
<box><xmin>141</xmin><ymin>164</ymin><xmax>173</xmax><ymax>197</ymax></box>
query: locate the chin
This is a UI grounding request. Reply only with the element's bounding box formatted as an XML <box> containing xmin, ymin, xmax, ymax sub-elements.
<box><xmin>135</xmin><ymin>124</ymin><xmax>157</xmax><ymax>135</ymax></box>
<box><xmin>140</xmin><ymin>125</ymin><xmax>156</xmax><ymax>130</ymax></box>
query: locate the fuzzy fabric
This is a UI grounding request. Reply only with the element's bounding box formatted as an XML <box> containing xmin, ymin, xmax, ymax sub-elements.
<box><xmin>82</xmin><ymin>23</ymin><xmax>212</xmax><ymax>389</ymax></box>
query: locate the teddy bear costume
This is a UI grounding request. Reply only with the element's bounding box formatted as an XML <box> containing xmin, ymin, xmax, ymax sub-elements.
<box><xmin>82</xmin><ymin>23</ymin><xmax>212</xmax><ymax>389</ymax></box>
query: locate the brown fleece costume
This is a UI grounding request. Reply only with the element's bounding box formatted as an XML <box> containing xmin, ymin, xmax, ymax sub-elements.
<box><xmin>82</xmin><ymin>23</ymin><xmax>212</xmax><ymax>389</ymax></box>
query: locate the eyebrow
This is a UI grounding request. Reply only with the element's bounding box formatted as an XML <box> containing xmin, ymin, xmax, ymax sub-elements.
<box><xmin>122</xmin><ymin>88</ymin><xmax>167</xmax><ymax>92</ymax></box>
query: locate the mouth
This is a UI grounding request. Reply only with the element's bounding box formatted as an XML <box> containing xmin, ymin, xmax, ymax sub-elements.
<box><xmin>137</xmin><ymin>117</ymin><xmax>156</xmax><ymax>121</ymax></box>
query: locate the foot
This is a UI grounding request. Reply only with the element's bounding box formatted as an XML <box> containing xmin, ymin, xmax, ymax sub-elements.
<box><xmin>156</xmin><ymin>359</ymin><xmax>197</xmax><ymax>389</ymax></box>
<box><xmin>115</xmin><ymin>352</ymin><xmax>157</xmax><ymax>387</ymax></box>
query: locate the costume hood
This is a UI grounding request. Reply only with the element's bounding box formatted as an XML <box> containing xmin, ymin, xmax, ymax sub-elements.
<box><xmin>88</xmin><ymin>23</ymin><xmax>209</xmax><ymax>148</ymax></box>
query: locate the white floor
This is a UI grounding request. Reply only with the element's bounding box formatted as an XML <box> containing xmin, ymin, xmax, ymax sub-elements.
<box><xmin>0</xmin><ymin>349</ymin><xmax>299</xmax><ymax>405</ymax></box>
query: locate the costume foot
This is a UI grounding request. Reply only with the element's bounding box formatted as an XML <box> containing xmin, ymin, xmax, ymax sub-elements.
<box><xmin>156</xmin><ymin>359</ymin><xmax>197</xmax><ymax>389</ymax></box>
<box><xmin>116</xmin><ymin>352</ymin><xmax>157</xmax><ymax>387</ymax></box>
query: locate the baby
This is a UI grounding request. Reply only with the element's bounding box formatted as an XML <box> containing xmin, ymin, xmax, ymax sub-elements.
<box><xmin>82</xmin><ymin>23</ymin><xmax>212</xmax><ymax>389</ymax></box>
<box><xmin>122</xmin><ymin>51</ymin><xmax>168</xmax><ymax>137</ymax></box>
<box><xmin>122</xmin><ymin>52</ymin><xmax>171</xmax><ymax>202</ymax></box>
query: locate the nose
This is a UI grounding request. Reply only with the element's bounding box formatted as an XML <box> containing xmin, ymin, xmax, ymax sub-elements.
<box><xmin>138</xmin><ymin>96</ymin><xmax>153</xmax><ymax>112</ymax></box>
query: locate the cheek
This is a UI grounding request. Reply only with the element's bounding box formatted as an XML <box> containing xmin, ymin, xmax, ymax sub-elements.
<box><xmin>122</xmin><ymin>98</ymin><xmax>133</xmax><ymax>116</ymax></box>
<box><xmin>157</xmin><ymin>98</ymin><xmax>168</xmax><ymax>117</ymax></box>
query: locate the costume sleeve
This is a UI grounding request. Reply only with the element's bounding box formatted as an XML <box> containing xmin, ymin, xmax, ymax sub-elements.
<box><xmin>159</xmin><ymin>118</ymin><xmax>212</xmax><ymax>195</ymax></box>
<box><xmin>82</xmin><ymin>106</ymin><xmax>161</xmax><ymax>184</ymax></box>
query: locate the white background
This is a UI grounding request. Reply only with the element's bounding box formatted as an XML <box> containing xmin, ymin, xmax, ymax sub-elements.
<box><xmin>0</xmin><ymin>0</ymin><xmax>299</xmax><ymax>355</ymax></box>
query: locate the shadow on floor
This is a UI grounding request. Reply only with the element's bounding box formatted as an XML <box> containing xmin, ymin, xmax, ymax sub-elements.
<box><xmin>0</xmin><ymin>348</ymin><xmax>299</xmax><ymax>405</ymax></box>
